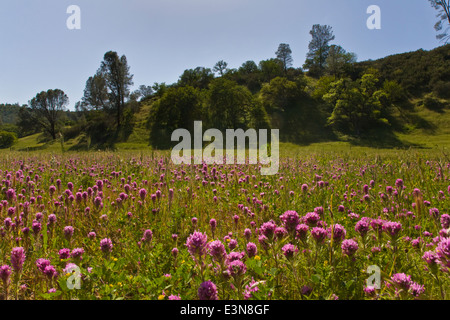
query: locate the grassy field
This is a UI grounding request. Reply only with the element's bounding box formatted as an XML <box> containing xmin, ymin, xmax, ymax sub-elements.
<box><xmin>2</xmin><ymin>95</ymin><xmax>449</xmax><ymax>299</ymax></box>
<box><xmin>0</xmin><ymin>144</ymin><xmax>449</xmax><ymax>300</ymax></box>
<box><xmin>1</xmin><ymin>103</ymin><xmax>450</xmax><ymax>300</ymax></box>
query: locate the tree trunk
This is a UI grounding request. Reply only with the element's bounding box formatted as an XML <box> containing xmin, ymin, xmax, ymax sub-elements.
<box><xmin>116</xmin><ymin>99</ymin><xmax>121</xmax><ymax>130</ymax></box>
<box><xmin>51</xmin><ymin>122</ymin><xmax>56</xmax><ymax>140</ymax></box>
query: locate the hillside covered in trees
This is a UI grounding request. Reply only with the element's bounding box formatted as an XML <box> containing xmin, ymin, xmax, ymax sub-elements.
<box><xmin>1</xmin><ymin>24</ymin><xmax>450</xmax><ymax>151</ymax></box>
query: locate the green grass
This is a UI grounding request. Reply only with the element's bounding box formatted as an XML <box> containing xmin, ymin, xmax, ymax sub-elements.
<box><xmin>11</xmin><ymin>133</ymin><xmax>64</xmax><ymax>152</ymax></box>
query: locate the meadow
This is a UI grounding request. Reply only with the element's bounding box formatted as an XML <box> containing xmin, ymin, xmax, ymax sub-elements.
<box><xmin>0</xmin><ymin>146</ymin><xmax>449</xmax><ymax>300</ymax></box>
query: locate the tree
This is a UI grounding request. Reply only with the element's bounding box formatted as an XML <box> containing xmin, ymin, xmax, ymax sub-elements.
<box><xmin>382</xmin><ymin>80</ymin><xmax>407</xmax><ymax>103</ymax></box>
<box><xmin>260</xmin><ymin>76</ymin><xmax>312</xmax><ymax>142</ymax></box>
<box><xmin>303</xmin><ymin>24</ymin><xmax>335</xmax><ymax>77</ymax></box>
<box><xmin>260</xmin><ymin>77</ymin><xmax>305</xmax><ymax>113</ymax></box>
<box><xmin>248</xmin><ymin>102</ymin><xmax>271</xmax><ymax>130</ymax></box>
<box><xmin>325</xmin><ymin>45</ymin><xmax>357</xmax><ymax>77</ymax></box>
<box><xmin>81</xmin><ymin>73</ymin><xmax>109</xmax><ymax>111</ymax></box>
<box><xmin>17</xmin><ymin>106</ymin><xmax>41</xmax><ymax>137</ymax></box>
<box><xmin>130</xmin><ymin>85</ymin><xmax>154</xmax><ymax>102</ymax></box>
<box><xmin>312</xmin><ymin>75</ymin><xmax>336</xmax><ymax>100</ymax></box>
<box><xmin>99</xmin><ymin>51</ymin><xmax>134</xmax><ymax>130</ymax></box>
<box><xmin>149</xmin><ymin>86</ymin><xmax>204</xmax><ymax>148</ymax></box>
<box><xmin>152</xmin><ymin>82</ymin><xmax>168</xmax><ymax>97</ymax></box>
<box><xmin>323</xmin><ymin>70</ymin><xmax>392</xmax><ymax>136</ymax></box>
<box><xmin>208</xmin><ymin>78</ymin><xmax>256</xmax><ymax>130</ymax></box>
<box><xmin>429</xmin><ymin>0</ymin><xmax>450</xmax><ymax>43</ymax></box>
<box><xmin>0</xmin><ymin>131</ymin><xmax>16</xmax><ymax>149</ymax></box>
<box><xmin>0</xmin><ymin>103</ymin><xmax>21</xmax><ymax>125</ymax></box>
<box><xmin>138</xmin><ymin>85</ymin><xmax>154</xmax><ymax>99</ymax></box>
<box><xmin>232</xmin><ymin>60</ymin><xmax>262</xmax><ymax>93</ymax></box>
<box><xmin>276</xmin><ymin>43</ymin><xmax>293</xmax><ymax>73</ymax></box>
<box><xmin>213</xmin><ymin>60</ymin><xmax>229</xmax><ymax>76</ymax></box>
<box><xmin>178</xmin><ymin>67</ymin><xmax>214</xmax><ymax>89</ymax></box>
<box><xmin>259</xmin><ymin>59</ymin><xmax>284</xmax><ymax>82</ymax></box>
<box><xmin>239</xmin><ymin>61</ymin><xmax>258</xmax><ymax>75</ymax></box>
<box><xmin>28</xmin><ymin>89</ymin><xmax>68</xmax><ymax>140</ymax></box>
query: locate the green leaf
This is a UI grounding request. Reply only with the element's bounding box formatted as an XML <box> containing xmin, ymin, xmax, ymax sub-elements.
<box><xmin>311</xmin><ymin>274</ymin><xmax>321</xmax><ymax>284</ymax></box>
<box><xmin>270</xmin><ymin>267</ymin><xmax>279</xmax><ymax>277</ymax></box>
<box><xmin>346</xmin><ymin>279</ymin><xmax>355</xmax><ymax>290</ymax></box>
<box><xmin>58</xmin><ymin>277</ymin><xmax>69</xmax><ymax>292</ymax></box>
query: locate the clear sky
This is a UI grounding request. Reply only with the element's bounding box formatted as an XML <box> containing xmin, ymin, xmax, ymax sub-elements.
<box><xmin>0</xmin><ymin>0</ymin><xmax>443</xmax><ymax>110</ymax></box>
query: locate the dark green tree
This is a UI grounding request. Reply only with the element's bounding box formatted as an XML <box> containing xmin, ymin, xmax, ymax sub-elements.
<box><xmin>259</xmin><ymin>59</ymin><xmax>284</xmax><ymax>82</ymax></box>
<box><xmin>303</xmin><ymin>24</ymin><xmax>335</xmax><ymax>77</ymax></box>
<box><xmin>178</xmin><ymin>67</ymin><xmax>214</xmax><ymax>89</ymax></box>
<box><xmin>138</xmin><ymin>85</ymin><xmax>154</xmax><ymax>99</ymax></box>
<box><xmin>0</xmin><ymin>131</ymin><xmax>16</xmax><ymax>149</ymax></box>
<box><xmin>149</xmin><ymin>86</ymin><xmax>204</xmax><ymax>148</ymax></box>
<box><xmin>130</xmin><ymin>85</ymin><xmax>154</xmax><ymax>102</ymax></box>
<box><xmin>0</xmin><ymin>103</ymin><xmax>21</xmax><ymax>125</ymax></box>
<box><xmin>276</xmin><ymin>43</ymin><xmax>293</xmax><ymax>73</ymax></box>
<box><xmin>213</xmin><ymin>60</ymin><xmax>229</xmax><ymax>76</ymax></box>
<box><xmin>28</xmin><ymin>89</ymin><xmax>68</xmax><ymax>140</ymax></box>
<box><xmin>325</xmin><ymin>45</ymin><xmax>357</xmax><ymax>77</ymax></box>
<box><xmin>152</xmin><ymin>82</ymin><xmax>168</xmax><ymax>98</ymax></box>
<box><xmin>99</xmin><ymin>51</ymin><xmax>134</xmax><ymax>129</ymax></box>
<box><xmin>260</xmin><ymin>77</ymin><xmax>305</xmax><ymax>113</ymax></box>
<box><xmin>260</xmin><ymin>76</ymin><xmax>313</xmax><ymax>142</ymax></box>
<box><xmin>208</xmin><ymin>78</ymin><xmax>259</xmax><ymax>130</ymax></box>
<box><xmin>239</xmin><ymin>61</ymin><xmax>258</xmax><ymax>74</ymax></box>
<box><xmin>81</xmin><ymin>73</ymin><xmax>109</xmax><ymax>111</ymax></box>
<box><xmin>17</xmin><ymin>106</ymin><xmax>41</xmax><ymax>137</ymax></box>
<box><xmin>323</xmin><ymin>70</ymin><xmax>393</xmax><ymax>136</ymax></box>
<box><xmin>232</xmin><ymin>61</ymin><xmax>262</xmax><ymax>93</ymax></box>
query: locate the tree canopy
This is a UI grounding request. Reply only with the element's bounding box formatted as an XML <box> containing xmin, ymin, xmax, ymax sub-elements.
<box><xmin>276</xmin><ymin>43</ymin><xmax>293</xmax><ymax>73</ymax></box>
<box><xmin>304</xmin><ymin>24</ymin><xmax>335</xmax><ymax>77</ymax></box>
<box><xmin>29</xmin><ymin>89</ymin><xmax>68</xmax><ymax>140</ymax></box>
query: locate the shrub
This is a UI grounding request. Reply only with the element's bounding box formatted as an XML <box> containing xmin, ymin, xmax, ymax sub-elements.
<box><xmin>0</xmin><ymin>124</ymin><xmax>20</xmax><ymax>136</ymax></box>
<box><xmin>0</xmin><ymin>131</ymin><xmax>17</xmax><ymax>148</ymax></box>
<box><xmin>423</xmin><ymin>94</ymin><xmax>444</xmax><ymax>111</ymax></box>
<box><xmin>433</xmin><ymin>81</ymin><xmax>450</xmax><ymax>99</ymax></box>
<box><xmin>62</xmin><ymin>124</ymin><xmax>84</xmax><ymax>142</ymax></box>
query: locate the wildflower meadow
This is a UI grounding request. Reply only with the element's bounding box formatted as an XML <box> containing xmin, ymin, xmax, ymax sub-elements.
<box><xmin>0</xmin><ymin>150</ymin><xmax>448</xmax><ymax>300</ymax></box>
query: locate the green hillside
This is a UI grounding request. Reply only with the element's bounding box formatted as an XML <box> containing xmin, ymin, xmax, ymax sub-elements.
<box><xmin>11</xmin><ymin>93</ymin><xmax>450</xmax><ymax>153</ymax></box>
<box><xmin>5</xmin><ymin>44</ymin><xmax>450</xmax><ymax>153</ymax></box>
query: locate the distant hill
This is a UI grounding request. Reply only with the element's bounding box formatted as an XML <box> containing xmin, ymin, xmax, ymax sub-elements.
<box><xmin>0</xmin><ymin>103</ymin><xmax>21</xmax><ymax>125</ymax></box>
<box><xmin>354</xmin><ymin>44</ymin><xmax>450</xmax><ymax>98</ymax></box>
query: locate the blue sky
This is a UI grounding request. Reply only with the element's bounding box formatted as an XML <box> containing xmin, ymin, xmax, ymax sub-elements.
<box><xmin>0</xmin><ymin>0</ymin><xmax>443</xmax><ymax>110</ymax></box>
